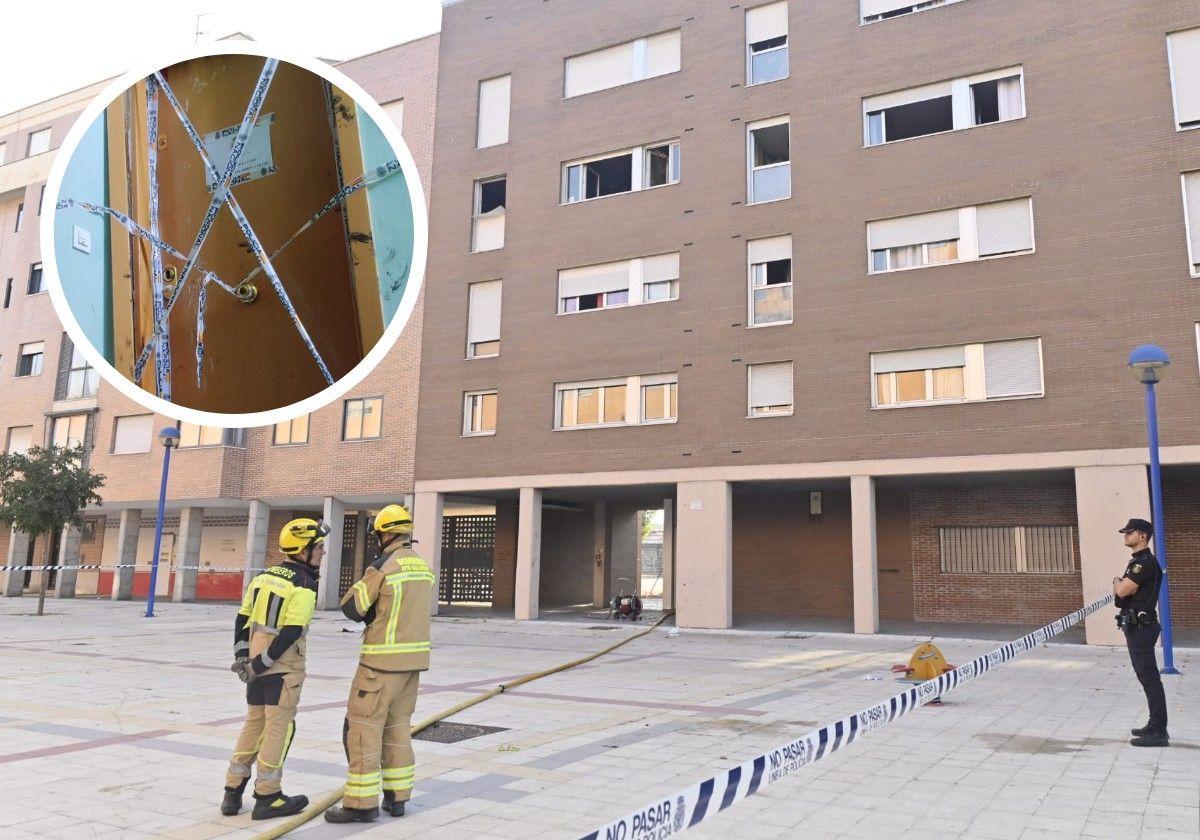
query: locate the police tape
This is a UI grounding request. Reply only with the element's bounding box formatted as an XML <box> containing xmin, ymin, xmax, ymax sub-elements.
<box><xmin>578</xmin><ymin>593</ymin><xmax>1115</xmax><ymax>840</ymax></box>
<box><xmin>0</xmin><ymin>565</ymin><xmax>248</xmax><ymax>572</ymax></box>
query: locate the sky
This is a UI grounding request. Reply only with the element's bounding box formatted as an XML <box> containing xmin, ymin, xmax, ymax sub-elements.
<box><xmin>0</xmin><ymin>0</ymin><xmax>443</xmax><ymax>115</ymax></box>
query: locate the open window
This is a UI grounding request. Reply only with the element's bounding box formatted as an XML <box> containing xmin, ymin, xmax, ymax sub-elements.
<box><xmin>859</xmin><ymin>0</ymin><xmax>969</xmax><ymax>24</ymax></box>
<box><xmin>16</xmin><ymin>341</ymin><xmax>44</xmax><ymax>377</ymax></box>
<box><xmin>865</xmin><ymin>68</ymin><xmax>1023</xmax><ymax>146</ymax></box>
<box><xmin>747</xmin><ymin>118</ymin><xmax>790</xmax><ymax>204</ymax></box>
<box><xmin>563</xmin><ymin>141</ymin><xmax>679</xmax><ymax>203</ymax></box>
<box><xmin>747</xmin><ymin>235</ymin><xmax>792</xmax><ymax>326</ymax></box>
<box><xmin>472</xmin><ymin>176</ymin><xmax>506</xmax><ymax>252</ymax></box>
<box><xmin>746</xmin><ymin>2</ymin><xmax>788</xmax><ymax>85</ymax></box>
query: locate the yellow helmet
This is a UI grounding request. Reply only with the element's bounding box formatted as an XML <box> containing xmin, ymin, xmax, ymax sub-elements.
<box><xmin>373</xmin><ymin>504</ymin><xmax>413</xmax><ymax>535</ymax></box>
<box><xmin>279</xmin><ymin>518</ymin><xmax>330</xmax><ymax>555</ymax></box>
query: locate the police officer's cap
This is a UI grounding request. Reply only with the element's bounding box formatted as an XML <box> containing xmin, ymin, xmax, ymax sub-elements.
<box><xmin>1118</xmin><ymin>518</ymin><xmax>1153</xmax><ymax>536</ymax></box>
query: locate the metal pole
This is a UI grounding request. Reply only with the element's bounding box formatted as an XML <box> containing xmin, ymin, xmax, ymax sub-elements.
<box><xmin>1144</xmin><ymin>380</ymin><xmax>1179</xmax><ymax>674</ymax></box>
<box><xmin>145</xmin><ymin>443</ymin><xmax>173</xmax><ymax>618</ymax></box>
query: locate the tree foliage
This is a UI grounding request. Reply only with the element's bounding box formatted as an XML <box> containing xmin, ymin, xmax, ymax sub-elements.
<box><xmin>0</xmin><ymin>445</ymin><xmax>105</xmax><ymax>539</ymax></box>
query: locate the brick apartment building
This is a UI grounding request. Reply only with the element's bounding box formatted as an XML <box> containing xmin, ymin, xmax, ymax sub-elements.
<box><xmin>410</xmin><ymin>0</ymin><xmax>1200</xmax><ymax>645</ymax></box>
<box><xmin>0</xmin><ymin>34</ymin><xmax>442</xmax><ymax>610</ymax></box>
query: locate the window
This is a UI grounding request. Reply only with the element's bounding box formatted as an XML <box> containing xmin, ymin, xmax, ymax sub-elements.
<box><xmin>178</xmin><ymin>423</ymin><xmax>226</xmax><ymax>447</ymax></box>
<box><xmin>558</xmin><ymin>252</ymin><xmax>679</xmax><ymax>313</ymax></box>
<box><xmin>1183</xmin><ymin>172</ymin><xmax>1200</xmax><ymax>276</ymax></box>
<box><xmin>343</xmin><ymin>397</ymin><xmax>383</xmax><ymax>440</ymax></box>
<box><xmin>564</xmin><ymin>30</ymin><xmax>681</xmax><ymax>98</ymax></box>
<box><xmin>0</xmin><ymin>142</ymin><xmax>6</xmax><ymax>164</ymax></box>
<box><xmin>51</xmin><ymin>414</ymin><xmax>87</xmax><ymax>449</ymax></box>
<box><xmin>14</xmin><ymin>203</ymin><xmax>23</xmax><ymax>233</ymax></box>
<box><xmin>940</xmin><ymin>526</ymin><xmax>1075</xmax><ymax>574</ymax></box>
<box><xmin>868</xmin><ymin>198</ymin><xmax>1033</xmax><ymax>272</ymax></box>
<box><xmin>864</xmin><ymin>68</ymin><xmax>1024</xmax><ymax>146</ymax></box>
<box><xmin>747</xmin><ymin>118</ymin><xmax>790</xmax><ymax>204</ymax></box>
<box><xmin>746</xmin><ymin>2</ymin><xmax>788</xmax><ymax>85</ymax></box>
<box><xmin>27</xmin><ymin>263</ymin><xmax>43</xmax><ymax>295</ymax></box>
<box><xmin>382</xmin><ymin>99</ymin><xmax>404</xmax><ymax>132</ymax></box>
<box><xmin>112</xmin><ymin>415</ymin><xmax>154</xmax><ymax>454</ymax></box>
<box><xmin>556</xmin><ymin>374</ymin><xmax>677</xmax><ymax>429</ymax></box>
<box><xmin>871</xmin><ymin>338</ymin><xmax>1043</xmax><ymax>408</ymax></box>
<box><xmin>477</xmin><ymin>75</ymin><xmax>511</xmax><ymax>148</ymax></box>
<box><xmin>563</xmin><ymin>141</ymin><xmax>680</xmax><ymax>203</ymax></box>
<box><xmin>273</xmin><ymin>415</ymin><xmax>309</xmax><ymax>446</ymax></box>
<box><xmin>472</xmin><ymin>176</ymin><xmax>506</xmax><ymax>252</ymax></box>
<box><xmin>38</xmin><ymin>186</ymin><xmax>46</xmax><ymax>215</ymax></box>
<box><xmin>3</xmin><ymin>279</ymin><xmax>11</xmax><ymax>309</ymax></box>
<box><xmin>463</xmin><ymin>390</ymin><xmax>498</xmax><ymax>436</ymax></box>
<box><xmin>747</xmin><ymin>236</ymin><xmax>792</xmax><ymax>326</ymax></box>
<box><xmin>748</xmin><ymin>361</ymin><xmax>793</xmax><ymax>416</ymax></box>
<box><xmin>27</xmin><ymin>128</ymin><xmax>51</xmax><ymax>157</ymax></box>
<box><xmin>860</xmin><ymin>0</ymin><xmax>968</xmax><ymax>24</ymax></box>
<box><xmin>467</xmin><ymin>280</ymin><xmax>502</xmax><ymax>357</ymax></box>
<box><xmin>16</xmin><ymin>342</ymin><xmax>44</xmax><ymax>377</ymax></box>
<box><xmin>1169</xmin><ymin>28</ymin><xmax>1200</xmax><ymax>130</ymax></box>
<box><xmin>6</xmin><ymin>426</ymin><xmax>32</xmax><ymax>454</ymax></box>
<box><xmin>63</xmin><ymin>341</ymin><xmax>98</xmax><ymax>400</ymax></box>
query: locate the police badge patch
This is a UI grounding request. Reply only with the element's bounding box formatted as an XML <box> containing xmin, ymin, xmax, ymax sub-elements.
<box><xmin>1130</xmin><ymin>564</ymin><xmax>1142</xmax><ymax>574</ymax></box>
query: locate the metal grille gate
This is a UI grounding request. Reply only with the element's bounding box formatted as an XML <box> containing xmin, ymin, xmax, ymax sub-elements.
<box><xmin>439</xmin><ymin>515</ymin><xmax>495</xmax><ymax>604</ymax></box>
<box><xmin>337</xmin><ymin>514</ymin><xmax>360</xmax><ymax>598</ymax></box>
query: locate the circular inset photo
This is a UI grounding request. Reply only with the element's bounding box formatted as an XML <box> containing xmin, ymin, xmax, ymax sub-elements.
<box><xmin>45</xmin><ymin>47</ymin><xmax>424</xmax><ymax>418</ymax></box>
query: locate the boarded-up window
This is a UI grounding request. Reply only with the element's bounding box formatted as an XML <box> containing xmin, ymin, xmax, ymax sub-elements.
<box><xmin>939</xmin><ymin>526</ymin><xmax>1076</xmax><ymax>574</ymax></box>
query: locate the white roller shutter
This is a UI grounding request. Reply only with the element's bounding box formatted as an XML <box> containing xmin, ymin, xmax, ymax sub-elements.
<box><xmin>749</xmin><ymin>361</ymin><xmax>793</xmax><ymax>408</ymax></box>
<box><xmin>983</xmin><ymin>338</ymin><xmax>1043</xmax><ymax>398</ymax></box>
<box><xmin>976</xmin><ymin>198</ymin><xmax>1033</xmax><ymax>256</ymax></box>
<box><xmin>6</xmin><ymin>427</ymin><xmax>32</xmax><ymax>454</ymax></box>
<box><xmin>747</xmin><ymin>2</ymin><xmax>788</xmax><ymax>44</ymax></box>
<box><xmin>864</xmin><ymin>80</ymin><xmax>955</xmax><ymax>113</ymax></box>
<box><xmin>873</xmin><ymin>345</ymin><xmax>966</xmax><ymax>374</ymax></box>
<box><xmin>113</xmin><ymin>415</ymin><xmax>154</xmax><ymax>454</ymax></box>
<box><xmin>565</xmin><ymin>41</ymin><xmax>637</xmax><ymax>97</ymax></box>
<box><xmin>476</xmin><ymin>75</ymin><xmax>511</xmax><ymax>149</ymax></box>
<box><xmin>860</xmin><ymin>0</ymin><xmax>911</xmax><ymax>19</ymax></box>
<box><xmin>559</xmin><ymin>260</ymin><xmax>632</xmax><ymax>298</ymax></box>
<box><xmin>748</xmin><ymin>235</ymin><xmax>792</xmax><ymax>264</ymax></box>
<box><xmin>641</xmin><ymin>252</ymin><xmax>680</xmax><ymax>282</ymax></box>
<box><xmin>1184</xmin><ymin>172</ymin><xmax>1200</xmax><ymax>269</ymax></box>
<box><xmin>1169</xmin><ymin>28</ymin><xmax>1200</xmax><ymax>128</ymax></box>
<box><xmin>868</xmin><ymin>209</ymin><xmax>960</xmax><ymax>250</ymax></box>
<box><xmin>644</xmin><ymin>30</ymin><xmax>682</xmax><ymax>79</ymax></box>
<box><xmin>467</xmin><ymin>280</ymin><xmax>502</xmax><ymax>345</ymax></box>
<box><xmin>381</xmin><ymin>99</ymin><xmax>404</xmax><ymax>132</ymax></box>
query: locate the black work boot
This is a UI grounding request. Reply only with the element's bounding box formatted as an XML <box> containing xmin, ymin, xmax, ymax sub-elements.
<box><xmin>382</xmin><ymin>791</ymin><xmax>406</xmax><ymax>817</ymax></box>
<box><xmin>324</xmin><ymin>804</ymin><xmax>380</xmax><ymax>823</ymax></box>
<box><xmin>1130</xmin><ymin>731</ymin><xmax>1170</xmax><ymax>747</ymax></box>
<box><xmin>1131</xmin><ymin>722</ymin><xmax>1153</xmax><ymax>737</ymax></box>
<box><xmin>251</xmin><ymin>792</ymin><xmax>309</xmax><ymax>820</ymax></box>
<box><xmin>221</xmin><ymin>779</ymin><xmax>249</xmax><ymax>816</ymax></box>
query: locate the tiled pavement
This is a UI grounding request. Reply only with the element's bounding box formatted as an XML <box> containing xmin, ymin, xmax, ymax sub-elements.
<box><xmin>0</xmin><ymin>599</ymin><xmax>1195</xmax><ymax>840</ymax></box>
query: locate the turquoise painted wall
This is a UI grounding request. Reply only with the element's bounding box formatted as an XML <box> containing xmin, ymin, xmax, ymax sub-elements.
<box><xmin>55</xmin><ymin>114</ymin><xmax>113</xmax><ymax>361</ymax></box>
<box><xmin>357</xmin><ymin>111</ymin><xmax>413</xmax><ymax>326</ymax></box>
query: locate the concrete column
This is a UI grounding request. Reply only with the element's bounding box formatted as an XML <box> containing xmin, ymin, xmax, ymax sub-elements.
<box><xmin>242</xmin><ymin>500</ymin><xmax>272</xmax><ymax>590</ymax></box>
<box><xmin>56</xmin><ymin>525</ymin><xmax>84</xmax><ymax>599</ymax></box>
<box><xmin>172</xmin><ymin>507</ymin><xmax>204</xmax><ymax>603</ymax></box>
<box><xmin>662</xmin><ymin>498</ymin><xmax>675</xmax><ymax>611</ymax></box>
<box><xmin>412</xmin><ymin>491</ymin><xmax>444</xmax><ymax>615</ymax></box>
<box><xmin>851</xmin><ymin>475</ymin><xmax>880</xmax><ymax>634</ymax></box>
<box><xmin>592</xmin><ymin>500</ymin><xmax>608</xmax><ymax>609</ymax></box>
<box><xmin>675</xmin><ymin>480</ymin><xmax>732</xmax><ymax>629</ymax></box>
<box><xmin>317</xmin><ymin>497</ymin><xmax>346</xmax><ymax>610</ymax></box>
<box><xmin>111</xmin><ymin>509</ymin><xmax>140</xmax><ymax>600</ymax></box>
<box><xmin>1075</xmin><ymin>465</ymin><xmax>1149</xmax><ymax>646</ymax></box>
<box><xmin>514</xmin><ymin>487</ymin><xmax>542</xmax><ymax>621</ymax></box>
<box><xmin>3</xmin><ymin>528</ymin><xmax>31</xmax><ymax>597</ymax></box>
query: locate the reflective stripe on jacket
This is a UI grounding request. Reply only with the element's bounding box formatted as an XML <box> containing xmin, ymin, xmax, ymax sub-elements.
<box><xmin>341</xmin><ymin>551</ymin><xmax>434</xmax><ymax>672</ymax></box>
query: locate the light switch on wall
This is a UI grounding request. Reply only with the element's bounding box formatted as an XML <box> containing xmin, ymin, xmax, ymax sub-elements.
<box><xmin>72</xmin><ymin>225</ymin><xmax>92</xmax><ymax>254</ymax></box>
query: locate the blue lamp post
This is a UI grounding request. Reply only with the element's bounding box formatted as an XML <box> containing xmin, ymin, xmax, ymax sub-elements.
<box><xmin>1127</xmin><ymin>345</ymin><xmax>1179</xmax><ymax>674</ymax></box>
<box><xmin>145</xmin><ymin>426</ymin><xmax>180</xmax><ymax>619</ymax></box>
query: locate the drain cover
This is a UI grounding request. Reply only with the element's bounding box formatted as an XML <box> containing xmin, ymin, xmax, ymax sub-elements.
<box><xmin>414</xmin><ymin>721</ymin><xmax>509</xmax><ymax>744</ymax></box>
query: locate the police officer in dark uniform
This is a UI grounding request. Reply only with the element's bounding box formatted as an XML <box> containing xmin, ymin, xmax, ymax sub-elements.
<box><xmin>1113</xmin><ymin>518</ymin><xmax>1169</xmax><ymax>747</ymax></box>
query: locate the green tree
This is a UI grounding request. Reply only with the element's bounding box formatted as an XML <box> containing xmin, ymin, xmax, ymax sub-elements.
<box><xmin>0</xmin><ymin>445</ymin><xmax>105</xmax><ymax>616</ymax></box>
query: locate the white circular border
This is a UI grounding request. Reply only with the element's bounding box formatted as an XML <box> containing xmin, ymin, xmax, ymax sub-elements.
<box><xmin>41</xmin><ymin>40</ymin><xmax>428</xmax><ymax>429</ymax></box>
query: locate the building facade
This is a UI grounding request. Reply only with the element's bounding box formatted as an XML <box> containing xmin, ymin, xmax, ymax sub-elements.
<box><xmin>0</xmin><ymin>34</ymin><xmax>439</xmax><ymax>608</ymax></box>
<box><xmin>412</xmin><ymin>0</ymin><xmax>1200</xmax><ymax>644</ymax></box>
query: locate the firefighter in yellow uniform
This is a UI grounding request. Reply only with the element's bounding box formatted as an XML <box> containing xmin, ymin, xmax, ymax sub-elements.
<box><xmin>325</xmin><ymin>504</ymin><xmax>435</xmax><ymax>823</ymax></box>
<box><xmin>220</xmin><ymin>518</ymin><xmax>328</xmax><ymax>820</ymax></box>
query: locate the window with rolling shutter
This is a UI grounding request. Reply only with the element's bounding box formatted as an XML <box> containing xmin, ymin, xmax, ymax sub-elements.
<box><xmin>746</xmin><ymin>2</ymin><xmax>788</xmax><ymax>85</ymax></box>
<box><xmin>976</xmin><ymin>198</ymin><xmax>1034</xmax><ymax>257</ymax></box>
<box><xmin>1169</xmin><ymin>28</ymin><xmax>1200</xmax><ymax>130</ymax></box>
<box><xmin>869</xmin><ymin>198</ymin><xmax>1032</xmax><ymax>272</ymax></box>
<box><xmin>477</xmin><ymin>75</ymin><xmax>511</xmax><ymax>149</ymax></box>
<box><xmin>748</xmin><ymin>361</ymin><xmax>793</xmax><ymax>415</ymax></box>
<box><xmin>983</xmin><ymin>338</ymin><xmax>1043</xmax><ymax>399</ymax></box>
<box><xmin>872</xmin><ymin>338</ymin><xmax>1042</xmax><ymax>407</ymax></box>
<box><xmin>860</xmin><ymin>0</ymin><xmax>970</xmax><ymax>24</ymax></box>
<box><xmin>1183</xmin><ymin>172</ymin><xmax>1200</xmax><ymax>275</ymax></box>
<box><xmin>467</xmin><ymin>280</ymin><xmax>502</xmax><ymax>357</ymax></box>
<box><xmin>564</xmin><ymin>30</ymin><xmax>680</xmax><ymax>98</ymax></box>
<box><xmin>113</xmin><ymin>415</ymin><xmax>154</xmax><ymax>454</ymax></box>
<box><xmin>558</xmin><ymin>253</ymin><xmax>678</xmax><ymax>312</ymax></box>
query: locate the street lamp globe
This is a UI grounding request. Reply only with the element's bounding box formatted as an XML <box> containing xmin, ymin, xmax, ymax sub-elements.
<box><xmin>158</xmin><ymin>426</ymin><xmax>181</xmax><ymax>448</ymax></box>
<box><xmin>1128</xmin><ymin>344</ymin><xmax>1170</xmax><ymax>384</ymax></box>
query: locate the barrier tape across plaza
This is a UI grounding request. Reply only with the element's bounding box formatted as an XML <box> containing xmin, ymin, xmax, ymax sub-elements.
<box><xmin>0</xmin><ymin>564</ymin><xmax>248</xmax><ymax>572</ymax></box>
<box><xmin>579</xmin><ymin>593</ymin><xmax>1115</xmax><ymax>840</ymax></box>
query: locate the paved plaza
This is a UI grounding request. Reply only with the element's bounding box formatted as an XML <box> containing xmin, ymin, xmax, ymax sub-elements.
<box><xmin>0</xmin><ymin>599</ymin><xmax>1195</xmax><ymax>840</ymax></box>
